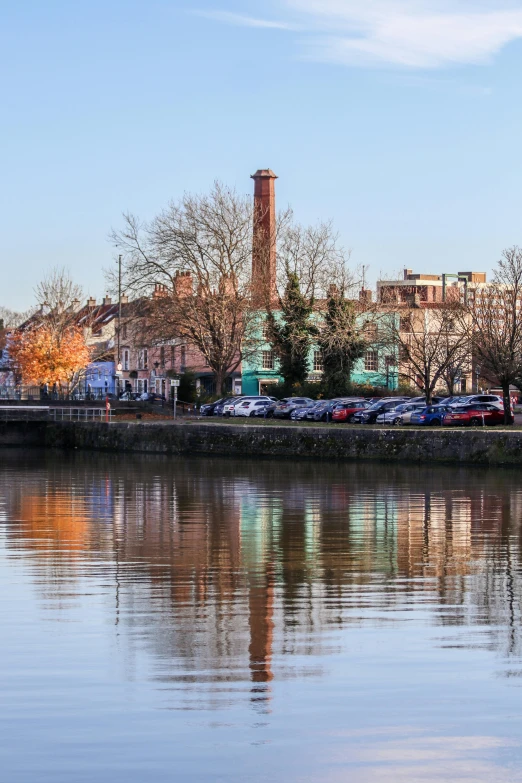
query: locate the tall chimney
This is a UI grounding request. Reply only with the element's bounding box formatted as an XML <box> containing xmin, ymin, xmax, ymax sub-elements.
<box><xmin>251</xmin><ymin>169</ymin><xmax>277</xmax><ymax>305</ymax></box>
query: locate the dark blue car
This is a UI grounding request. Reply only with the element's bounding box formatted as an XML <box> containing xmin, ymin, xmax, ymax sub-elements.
<box><xmin>409</xmin><ymin>404</ymin><xmax>452</xmax><ymax>426</ymax></box>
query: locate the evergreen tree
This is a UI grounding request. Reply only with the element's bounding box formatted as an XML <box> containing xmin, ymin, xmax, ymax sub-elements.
<box><xmin>266</xmin><ymin>273</ymin><xmax>317</xmax><ymax>390</ymax></box>
<box><xmin>318</xmin><ymin>291</ymin><xmax>365</xmax><ymax>398</ymax></box>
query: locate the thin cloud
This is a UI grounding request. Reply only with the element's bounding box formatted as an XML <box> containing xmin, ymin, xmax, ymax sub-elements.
<box><xmin>193</xmin><ymin>10</ymin><xmax>299</xmax><ymax>31</ymax></box>
<box><xmin>199</xmin><ymin>1</ymin><xmax>522</xmax><ymax>69</ymax></box>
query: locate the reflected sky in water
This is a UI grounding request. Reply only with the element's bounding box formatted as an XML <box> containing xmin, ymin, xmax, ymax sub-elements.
<box><xmin>1</xmin><ymin>450</ymin><xmax>522</xmax><ymax>782</ymax></box>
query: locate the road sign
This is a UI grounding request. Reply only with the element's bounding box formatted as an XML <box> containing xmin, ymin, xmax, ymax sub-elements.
<box><xmin>171</xmin><ymin>379</ymin><xmax>180</xmax><ymax>387</ymax></box>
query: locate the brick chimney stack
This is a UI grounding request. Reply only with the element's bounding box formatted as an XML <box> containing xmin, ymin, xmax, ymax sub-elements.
<box><xmin>251</xmin><ymin>169</ymin><xmax>277</xmax><ymax>306</ymax></box>
<box><xmin>173</xmin><ymin>271</ymin><xmax>193</xmax><ymax>298</ymax></box>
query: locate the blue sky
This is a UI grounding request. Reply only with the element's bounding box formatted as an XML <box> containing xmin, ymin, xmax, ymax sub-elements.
<box><xmin>3</xmin><ymin>0</ymin><xmax>522</xmax><ymax>309</ymax></box>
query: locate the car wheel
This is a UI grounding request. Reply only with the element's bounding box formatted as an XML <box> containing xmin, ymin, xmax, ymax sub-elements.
<box><xmin>347</xmin><ymin>414</ymin><xmax>355</xmax><ymax>423</ymax></box>
<box><xmin>249</xmin><ymin>411</ymin><xmax>256</xmax><ymax>417</ymax></box>
<box><xmin>470</xmin><ymin>417</ymin><xmax>481</xmax><ymax>427</ymax></box>
<box><xmin>430</xmin><ymin>419</ymin><xmax>441</xmax><ymax>426</ymax></box>
<box><xmin>393</xmin><ymin>417</ymin><xmax>401</xmax><ymax>425</ymax></box>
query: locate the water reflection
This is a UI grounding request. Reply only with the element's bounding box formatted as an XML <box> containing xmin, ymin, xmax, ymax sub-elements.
<box><xmin>2</xmin><ymin>451</ymin><xmax>522</xmax><ymax>780</ymax></box>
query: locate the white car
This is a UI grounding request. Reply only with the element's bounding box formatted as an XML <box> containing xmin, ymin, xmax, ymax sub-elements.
<box><xmin>234</xmin><ymin>399</ymin><xmax>274</xmax><ymax>417</ymax></box>
<box><xmin>222</xmin><ymin>396</ymin><xmax>275</xmax><ymax>416</ymax></box>
<box><xmin>376</xmin><ymin>402</ymin><xmax>426</xmax><ymax>425</ymax></box>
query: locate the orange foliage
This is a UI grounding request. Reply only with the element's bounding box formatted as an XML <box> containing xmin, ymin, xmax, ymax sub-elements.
<box><xmin>9</xmin><ymin>324</ymin><xmax>91</xmax><ymax>385</ymax></box>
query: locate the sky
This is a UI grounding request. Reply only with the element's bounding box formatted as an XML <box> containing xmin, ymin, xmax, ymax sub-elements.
<box><xmin>3</xmin><ymin>0</ymin><xmax>522</xmax><ymax>309</ymax></box>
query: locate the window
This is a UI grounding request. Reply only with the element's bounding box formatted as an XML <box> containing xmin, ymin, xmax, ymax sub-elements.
<box><xmin>313</xmin><ymin>350</ymin><xmax>324</xmax><ymax>372</ymax></box>
<box><xmin>122</xmin><ymin>323</ymin><xmax>127</xmax><ymax>339</ymax></box>
<box><xmin>122</xmin><ymin>349</ymin><xmax>129</xmax><ymax>371</ymax></box>
<box><xmin>262</xmin><ymin>321</ymin><xmax>270</xmax><ymax>340</ymax></box>
<box><xmin>262</xmin><ymin>350</ymin><xmax>275</xmax><ymax>370</ymax></box>
<box><xmin>170</xmin><ymin>346</ymin><xmax>175</xmax><ymax>367</ymax></box>
<box><xmin>138</xmin><ymin>349</ymin><xmax>148</xmax><ymax>370</ymax></box>
<box><xmin>364</xmin><ymin>350</ymin><xmax>378</xmax><ymax>372</ymax></box>
<box><xmin>400</xmin><ymin>316</ymin><xmax>411</xmax><ymax>332</ymax></box>
<box><xmin>385</xmin><ymin>355</ymin><xmax>396</xmax><ymax>368</ymax></box>
<box><xmin>363</xmin><ymin>321</ymin><xmax>378</xmax><ymax>341</ymax></box>
<box><xmin>180</xmin><ymin>346</ymin><xmax>186</xmax><ymax>368</ymax></box>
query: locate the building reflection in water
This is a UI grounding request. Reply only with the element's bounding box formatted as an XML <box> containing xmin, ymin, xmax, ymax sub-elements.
<box><xmin>2</xmin><ymin>452</ymin><xmax>522</xmax><ymax>709</ymax></box>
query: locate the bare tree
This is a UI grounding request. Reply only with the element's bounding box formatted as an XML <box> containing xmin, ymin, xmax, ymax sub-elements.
<box><xmin>0</xmin><ymin>306</ymin><xmax>35</xmax><ymax>330</ymax></box>
<box><xmin>468</xmin><ymin>246</ymin><xmax>522</xmax><ymax>424</ymax></box>
<box><xmin>377</xmin><ymin>300</ymin><xmax>471</xmax><ymax>404</ymax></box>
<box><xmin>110</xmin><ymin>183</ymin><xmax>259</xmax><ymax>394</ymax></box>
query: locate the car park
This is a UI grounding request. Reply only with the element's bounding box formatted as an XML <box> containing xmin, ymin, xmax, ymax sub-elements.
<box><xmin>331</xmin><ymin>400</ymin><xmax>371</xmax><ymax>423</ymax></box>
<box><xmin>375</xmin><ymin>402</ymin><xmax>426</xmax><ymax>425</ymax></box>
<box><xmin>353</xmin><ymin>398</ymin><xmax>409</xmax><ymax>424</ymax></box>
<box><xmin>443</xmin><ymin>403</ymin><xmax>506</xmax><ymax>427</ymax></box>
<box><xmin>409</xmin><ymin>404</ymin><xmax>453</xmax><ymax>426</ymax></box>
<box><xmin>273</xmin><ymin>397</ymin><xmax>315</xmax><ymax>419</ymax></box>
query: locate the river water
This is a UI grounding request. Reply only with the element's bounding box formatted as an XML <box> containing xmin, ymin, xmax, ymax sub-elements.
<box><xmin>1</xmin><ymin>450</ymin><xmax>522</xmax><ymax>782</ymax></box>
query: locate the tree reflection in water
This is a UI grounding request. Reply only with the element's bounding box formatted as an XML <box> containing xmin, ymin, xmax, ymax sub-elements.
<box><xmin>2</xmin><ymin>450</ymin><xmax>522</xmax><ymax>715</ymax></box>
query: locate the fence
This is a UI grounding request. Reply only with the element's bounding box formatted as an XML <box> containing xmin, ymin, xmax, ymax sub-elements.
<box><xmin>0</xmin><ymin>407</ymin><xmax>113</xmax><ymax>423</ymax></box>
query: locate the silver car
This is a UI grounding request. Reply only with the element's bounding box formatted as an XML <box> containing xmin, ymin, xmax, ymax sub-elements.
<box><xmin>375</xmin><ymin>402</ymin><xmax>426</xmax><ymax>425</ymax></box>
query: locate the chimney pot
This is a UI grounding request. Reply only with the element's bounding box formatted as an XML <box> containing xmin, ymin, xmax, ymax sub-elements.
<box><xmin>103</xmin><ymin>295</ymin><xmax>112</xmax><ymax>306</ymax></box>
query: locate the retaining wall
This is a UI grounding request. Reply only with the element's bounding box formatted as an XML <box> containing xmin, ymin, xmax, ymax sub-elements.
<box><xmin>33</xmin><ymin>421</ymin><xmax>522</xmax><ymax>466</ymax></box>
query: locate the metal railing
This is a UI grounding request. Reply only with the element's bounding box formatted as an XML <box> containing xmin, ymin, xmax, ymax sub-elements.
<box><xmin>49</xmin><ymin>408</ymin><xmax>113</xmax><ymax>422</ymax></box>
<box><xmin>0</xmin><ymin>406</ymin><xmax>113</xmax><ymax>423</ymax></box>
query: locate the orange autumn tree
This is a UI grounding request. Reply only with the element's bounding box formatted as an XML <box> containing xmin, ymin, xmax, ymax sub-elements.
<box><xmin>9</xmin><ymin>324</ymin><xmax>91</xmax><ymax>388</ymax></box>
<box><xmin>9</xmin><ymin>268</ymin><xmax>91</xmax><ymax>390</ymax></box>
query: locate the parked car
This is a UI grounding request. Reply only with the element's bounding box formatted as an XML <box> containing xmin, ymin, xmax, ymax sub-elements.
<box><xmin>458</xmin><ymin>394</ymin><xmax>506</xmax><ymax>410</ymax></box>
<box><xmin>119</xmin><ymin>391</ymin><xmax>141</xmax><ymax>401</ymax></box>
<box><xmin>252</xmin><ymin>400</ymin><xmax>275</xmax><ymax>417</ymax></box>
<box><xmin>213</xmin><ymin>397</ymin><xmax>237</xmax><ymax>416</ymax></box>
<box><xmin>409</xmin><ymin>396</ymin><xmax>444</xmax><ymax>405</ymax></box>
<box><xmin>443</xmin><ymin>403</ymin><xmax>506</xmax><ymax>427</ymax></box>
<box><xmin>331</xmin><ymin>400</ymin><xmax>372</xmax><ymax>423</ymax></box>
<box><xmin>235</xmin><ymin>399</ymin><xmax>278</xmax><ymax>417</ymax></box>
<box><xmin>353</xmin><ymin>398</ymin><xmax>409</xmax><ymax>424</ymax></box>
<box><xmin>222</xmin><ymin>395</ymin><xmax>276</xmax><ymax>416</ymax></box>
<box><xmin>375</xmin><ymin>402</ymin><xmax>426</xmax><ymax>425</ymax></box>
<box><xmin>409</xmin><ymin>404</ymin><xmax>453</xmax><ymax>426</ymax></box>
<box><xmin>140</xmin><ymin>392</ymin><xmax>166</xmax><ymax>403</ymax></box>
<box><xmin>199</xmin><ymin>398</ymin><xmax>227</xmax><ymax>416</ymax></box>
<box><xmin>273</xmin><ymin>397</ymin><xmax>315</xmax><ymax>419</ymax></box>
<box><xmin>291</xmin><ymin>402</ymin><xmax>319</xmax><ymax>421</ymax></box>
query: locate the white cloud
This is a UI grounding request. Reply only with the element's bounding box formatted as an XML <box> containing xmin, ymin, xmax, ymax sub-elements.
<box><xmin>198</xmin><ymin>0</ymin><xmax>522</xmax><ymax>69</ymax></box>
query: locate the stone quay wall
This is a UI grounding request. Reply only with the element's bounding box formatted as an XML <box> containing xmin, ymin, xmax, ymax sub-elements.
<box><xmin>1</xmin><ymin>420</ymin><xmax>520</xmax><ymax>466</ymax></box>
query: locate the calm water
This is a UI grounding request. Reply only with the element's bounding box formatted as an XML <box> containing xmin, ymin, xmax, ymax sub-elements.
<box><xmin>1</xmin><ymin>451</ymin><xmax>522</xmax><ymax>782</ymax></box>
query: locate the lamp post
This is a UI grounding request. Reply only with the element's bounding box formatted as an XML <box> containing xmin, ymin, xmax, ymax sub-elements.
<box><xmin>117</xmin><ymin>254</ymin><xmax>122</xmax><ymax>394</ymax></box>
<box><xmin>475</xmin><ymin>365</ymin><xmax>481</xmax><ymax>393</ymax></box>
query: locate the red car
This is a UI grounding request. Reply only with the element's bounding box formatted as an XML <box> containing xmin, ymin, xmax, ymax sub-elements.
<box><xmin>331</xmin><ymin>401</ymin><xmax>369</xmax><ymax>423</ymax></box>
<box><xmin>443</xmin><ymin>403</ymin><xmax>506</xmax><ymax>427</ymax></box>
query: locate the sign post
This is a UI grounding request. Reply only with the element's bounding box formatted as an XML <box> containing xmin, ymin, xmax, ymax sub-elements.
<box><xmin>171</xmin><ymin>379</ymin><xmax>180</xmax><ymax>419</ymax></box>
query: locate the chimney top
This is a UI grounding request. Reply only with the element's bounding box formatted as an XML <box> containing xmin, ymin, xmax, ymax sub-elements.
<box><xmin>251</xmin><ymin>169</ymin><xmax>278</xmax><ymax>180</ymax></box>
<box><xmin>120</xmin><ymin>294</ymin><xmax>128</xmax><ymax>304</ymax></box>
<box><xmin>404</xmin><ymin>268</ymin><xmax>413</xmax><ymax>280</ymax></box>
<box><xmin>103</xmin><ymin>295</ymin><xmax>112</xmax><ymax>306</ymax></box>
<box><xmin>87</xmin><ymin>297</ymin><xmax>96</xmax><ymax>307</ymax></box>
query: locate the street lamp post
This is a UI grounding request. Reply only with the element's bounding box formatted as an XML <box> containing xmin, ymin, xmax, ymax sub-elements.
<box><xmin>117</xmin><ymin>254</ymin><xmax>122</xmax><ymax>395</ymax></box>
